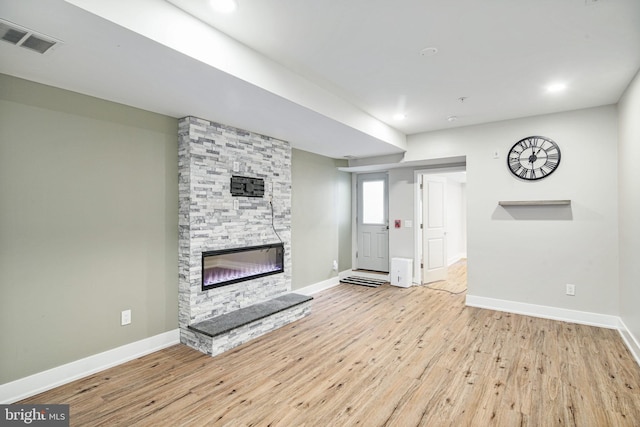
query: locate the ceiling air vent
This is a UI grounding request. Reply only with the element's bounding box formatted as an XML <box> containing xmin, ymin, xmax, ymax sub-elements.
<box><xmin>0</xmin><ymin>19</ymin><xmax>61</xmax><ymax>54</ymax></box>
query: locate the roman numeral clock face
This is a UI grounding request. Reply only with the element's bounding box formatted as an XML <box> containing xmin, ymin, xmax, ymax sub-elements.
<box><xmin>508</xmin><ymin>136</ymin><xmax>561</xmax><ymax>180</ymax></box>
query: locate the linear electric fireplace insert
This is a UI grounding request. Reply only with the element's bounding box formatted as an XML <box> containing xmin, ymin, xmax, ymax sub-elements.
<box><xmin>202</xmin><ymin>243</ymin><xmax>284</xmax><ymax>291</ymax></box>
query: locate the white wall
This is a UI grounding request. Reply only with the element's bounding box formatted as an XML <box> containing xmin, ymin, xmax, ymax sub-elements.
<box><xmin>445</xmin><ymin>178</ymin><xmax>467</xmax><ymax>265</ymax></box>
<box><xmin>406</xmin><ymin>105</ymin><xmax>619</xmax><ymax>315</ymax></box>
<box><xmin>618</xmin><ymin>69</ymin><xmax>640</xmax><ymax>343</ymax></box>
<box><xmin>388</xmin><ymin>169</ymin><xmax>416</xmax><ymax>261</ymax></box>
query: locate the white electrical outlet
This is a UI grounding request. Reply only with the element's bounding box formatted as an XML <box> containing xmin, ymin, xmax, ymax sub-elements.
<box><xmin>332</xmin><ymin>260</ymin><xmax>338</xmax><ymax>271</ymax></box>
<box><xmin>233</xmin><ymin>199</ymin><xmax>239</xmax><ymax>210</ymax></box>
<box><xmin>121</xmin><ymin>309</ymin><xmax>132</xmax><ymax>326</ymax></box>
<box><xmin>232</xmin><ymin>161</ymin><xmax>240</xmax><ymax>172</ymax></box>
<box><xmin>566</xmin><ymin>284</ymin><xmax>575</xmax><ymax>296</ymax></box>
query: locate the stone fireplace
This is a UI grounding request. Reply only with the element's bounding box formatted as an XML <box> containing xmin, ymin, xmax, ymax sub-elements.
<box><xmin>178</xmin><ymin>116</ymin><xmax>311</xmax><ymax>356</ymax></box>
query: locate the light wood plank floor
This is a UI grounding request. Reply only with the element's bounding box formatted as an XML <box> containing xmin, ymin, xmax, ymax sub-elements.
<box><xmin>21</xmin><ymin>263</ymin><xmax>640</xmax><ymax>426</ymax></box>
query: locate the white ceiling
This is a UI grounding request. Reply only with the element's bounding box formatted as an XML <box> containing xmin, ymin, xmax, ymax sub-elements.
<box><xmin>1</xmin><ymin>0</ymin><xmax>639</xmax><ymax>160</ymax></box>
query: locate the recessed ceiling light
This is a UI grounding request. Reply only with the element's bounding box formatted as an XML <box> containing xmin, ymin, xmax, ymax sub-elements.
<box><xmin>420</xmin><ymin>47</ymin><xmax>438</xmax><ymax>57</ymax></box>
<box><xmin>447</xmin><ymin>115</ymin><xmax>458</xmax><ymax>122</ymax></box>
<box><xmin>209</xmin><ymin>0</ymin><xmax>238</xmax><ymax>14</ymax></box>
<box><xmin>393</xmin><ymin>113</ymin><xmax>406</xmax><ymax>121</ymax></box>
<box><xmin>546</xmin><ymin>83</ymin><xmax>567</xmax><ymax>93</ymax></box>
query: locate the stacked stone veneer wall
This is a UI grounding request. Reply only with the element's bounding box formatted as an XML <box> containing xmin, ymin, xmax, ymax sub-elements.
<box><xmin>178</xmin><ymin>116</ymin><xmax>295</xmax><ymax>354</ymax></box>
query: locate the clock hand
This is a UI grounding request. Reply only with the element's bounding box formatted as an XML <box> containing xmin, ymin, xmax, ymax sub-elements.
<box><xmin>532</xmin><ymin>138</ymin><xmax>546</xmax><ymax>157</ymax></box>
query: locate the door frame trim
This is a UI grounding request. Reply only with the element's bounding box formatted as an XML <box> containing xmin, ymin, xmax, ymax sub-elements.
<box><xmin>355</xmin><ymin>172</ymin><xmax>390</xmax><ymax>272</ymax></box>
<box><xmin>413</xmin><ymin>166</ymin><xmax>466</xmax><ymax>284</ymax></box>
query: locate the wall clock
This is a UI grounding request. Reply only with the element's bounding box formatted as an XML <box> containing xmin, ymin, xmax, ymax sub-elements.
<box><xmin>507</xmin><ymin>136</ymin><xmax>561</xmax><ymax>180</ymax></box>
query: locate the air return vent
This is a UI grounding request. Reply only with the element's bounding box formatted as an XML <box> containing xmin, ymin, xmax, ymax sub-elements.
<box><xmin>0</xmin><ymin>19</ymin><xmax>61</xmax><ymax>54</ymax></box>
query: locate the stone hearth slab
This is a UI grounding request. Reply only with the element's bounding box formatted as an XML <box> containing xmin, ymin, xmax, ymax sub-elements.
<box><xmin>188</xmin><ymin>293</ymin><xmax>313</xmax><ymax>338</ymax></box>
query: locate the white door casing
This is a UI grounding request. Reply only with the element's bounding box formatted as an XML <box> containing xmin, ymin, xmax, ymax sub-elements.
<box><xmin>357</xmin><ymin>173</ymin><xmax>389</xmax><ymax>272</ymax></box>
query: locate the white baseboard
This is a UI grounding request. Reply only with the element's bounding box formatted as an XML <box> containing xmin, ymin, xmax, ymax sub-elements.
<box><xmin>465</xmin><ymin>294</ymin><xmax>620</xmax><ymax>329</ymax></box>
<box><xmin>292</xmin><ymin>272</ymin><xmax>345</xmax><ymax>296</ymax></box>
<box><xmin>0</xmin><ymin>329</ymin><xmax>180</xmax><ymax>404</ymax></box>
<box><xmin>618</xmin><ymin>318</ymin><xmax>640</xmax><ymax>367</ymax></box>
<box><xmin>338</xmin><ymin>269</ymin><xmax>354</xmax><ymax>280</ymax></box>
<box><xmin>448</xmin><ymin>253</ymin><xmax>467</xmax><ymax>266</ymax></box>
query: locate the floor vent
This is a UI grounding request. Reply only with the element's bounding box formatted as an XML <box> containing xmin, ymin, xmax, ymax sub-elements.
<box><xmin>340</xmin><ymin>276</ymin><xmax>388</xmax><ymax>288</ymax></box>
<box><xmin>0</xmin><ymin>19</ymin><xmax>61</xmax><ymax>54</ymax></box>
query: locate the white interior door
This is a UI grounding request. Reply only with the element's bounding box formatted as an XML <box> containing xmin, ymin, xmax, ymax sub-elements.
<box><xmin>357</xmin><ymin>173</ymin><xmax>389</xmax><ymax>272</ymax></box>
<box><xmin>422</xmin><ymin>176</ymin><xmax>448</xmax><ymax>283</ymax></box>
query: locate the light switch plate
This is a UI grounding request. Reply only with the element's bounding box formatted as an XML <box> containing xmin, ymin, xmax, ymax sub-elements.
<box><xmin>121</xmin><ymin>309</ymin><xmax>131</xmax><ymax>326</ymax></box>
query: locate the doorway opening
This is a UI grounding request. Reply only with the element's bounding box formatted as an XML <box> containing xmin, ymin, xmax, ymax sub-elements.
<box><xmin>415</xmin><ymin>168</ymin><xmax>467</xmax><ymax>289</ymax></box>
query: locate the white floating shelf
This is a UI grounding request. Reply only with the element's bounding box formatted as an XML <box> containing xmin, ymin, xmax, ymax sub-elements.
<box><xmin>498</xmin><ymin>200</ymin><xmax>571</xmax><ymax>206</ymax></box>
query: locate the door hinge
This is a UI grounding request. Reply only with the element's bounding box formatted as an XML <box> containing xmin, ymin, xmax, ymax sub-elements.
<box><xmin>420</xmin><ymin>223</ymin><xmax>423</xmax><ymax>229</ymax></box>
<box><xmin>421</xmin><ymin>262</ymin><xmax>424</xmax><ymax>269</ymax></box>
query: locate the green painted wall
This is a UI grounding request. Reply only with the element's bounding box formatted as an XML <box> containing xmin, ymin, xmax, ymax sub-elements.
<box><xmin>0</xmin><ymin>74</ymin><xmax>353</xmax><ymax>385</ymax></box>
<box><xmin>0</xmin><ymin>75</ymin><xmax>179</xmax><ymax>384</ymax></box>
<box><xmin>291</xmin><ymin>149</ymin><xmax>351</xmax><ymax>289</ymax></box>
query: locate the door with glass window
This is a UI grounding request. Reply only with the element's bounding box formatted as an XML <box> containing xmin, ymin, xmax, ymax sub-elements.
<box><xmin>356</xmin><ymin>173</ymin><xmax>389</xmax><ymax>272</ymax></box>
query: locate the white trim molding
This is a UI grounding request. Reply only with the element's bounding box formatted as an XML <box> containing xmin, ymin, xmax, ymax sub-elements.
<box><xmin>448</xmin><ymin>253</ymin><xmax>467</xmax><ymax>267</ymax></box>
<box><xmin>0</xmin><ymin>329</ymin><xmax>180</xmax><ymax>404</ymax></box>
<box><xmin>466</xmin><ymin>294</ymin><xmax>620</xmax><ymax>329</ymax></box>
<box><xmin>618</xmin><ymin>318</ymin><xmax>640</xmax><ymax>368</ymax></box>
<box><xmin>292</xmin><ymin>271</ymin><xmax>350</xmax><ymax>296</ymax></box>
